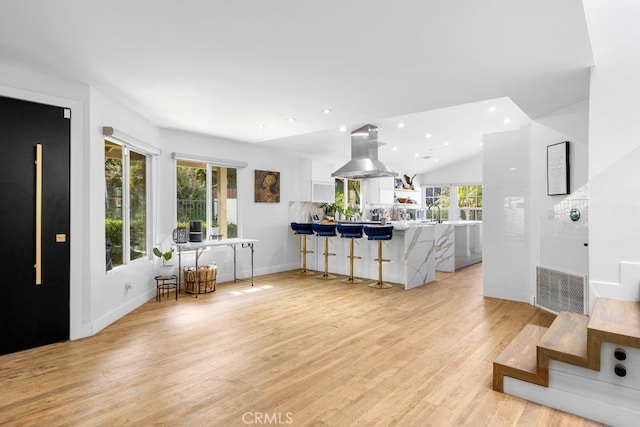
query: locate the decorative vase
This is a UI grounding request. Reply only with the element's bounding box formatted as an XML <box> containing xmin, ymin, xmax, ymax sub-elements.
<box><xmin>155</xmin><ymin>264</ymin><xmax>176</xmax><ymax>277</ymax></box>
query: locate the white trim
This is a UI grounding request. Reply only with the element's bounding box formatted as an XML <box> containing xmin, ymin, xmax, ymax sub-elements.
<box><xmin>103</xmin><ymin>126</ymin><xmax>161</xmax><ymax>156</ymax></box>
<box><xmin>172</xmin><ymin>152</ymin><xmax>247</xmax><ymax>168</ymax></box>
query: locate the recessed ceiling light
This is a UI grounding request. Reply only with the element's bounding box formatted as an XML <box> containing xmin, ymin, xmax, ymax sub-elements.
<box><xmin>414</xmin><ymin>153</ymin><xmax>420</xmax><ymax>157</ymax></box>
<box><xmin>425</xmin><ymin>133</ymin><xmax>432</xmax><ymax>138</ymax></box>
<box><xmin>338</xmin><ymin>126</ymin><xmax>346</xmax><ymax>132</ymax></box>
<box><xmin>398</xmin><ymin>122</ymin><xmax>405</xmax><ymax>128</ymax></box>
<box><xmin>488</xmin><ymin>106</ymin><xmax>496</xmax><ymax>113</ymax></box>
<box><xmin>286</xmin><ymin>117</ymin><xmax>296</xmax><ymax>122</ymax></box>
<box><xmin>444</xmin><ymin>141</ymin><xmax>449</xmax><ymax>147</ymax></box>
<box><xmin>323</xmin><ymin>108</ymin><xmax>332</xmax><ymax>114</ymax></box>
<box><xmin>392</xmin><ymin>146</ymin><xmax>398</xmax><ymax>151</ymax></box>
<box><xmin>509</xmin><ymin>167</ymin><xmax>517</xmax><ymax>171</ymax></box>
<box><xmin>435</xmin><ymin>158</ymin><xmax>440</xmax><ymax>162</ymax></box>
<box><xmin>257</xmin><ymin>124</ymin><xmax>266</xmax><ymax>128</ymax></box>
<box><xmin>504</xmin><ymin>118</ymin><xmax>511</xmax><ymax>124</ymax></box>
<box><xmin>480</xmin><ymin>142</ymin><xmax>484</xmax><ymax>146</ymax></box>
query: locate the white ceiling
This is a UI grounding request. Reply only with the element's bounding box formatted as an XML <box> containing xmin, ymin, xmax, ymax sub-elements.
<box><xmin>0</xmin><ymin>0</ymin><xmax>593</xmax><ymax>174</ymax></box>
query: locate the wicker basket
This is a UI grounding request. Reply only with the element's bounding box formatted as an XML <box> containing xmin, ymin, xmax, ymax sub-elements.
<box><xmin>183</xmin><ymin>264</ymin><xmax>217</xmax><ymax>294</ymax></box>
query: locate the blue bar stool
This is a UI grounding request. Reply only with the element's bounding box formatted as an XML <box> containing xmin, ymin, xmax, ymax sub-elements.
<box><xmin>290</xmin><ymin>222</ymin><xmax>314</xmax><ymax>276</ymax></box>
<box><xmin>336</xmin><ymin>223</ymin><xmax>364</xmax><ymax>284</ymax></box>
<box><xmin>312</xmin><ymin>223</ymin><xmax>337</xmax><ymax>280</ymax></box>
<box><xmin>363</xmin><ymin>225</ymin><xmax>394</xmax><ymax>289</ymax></box>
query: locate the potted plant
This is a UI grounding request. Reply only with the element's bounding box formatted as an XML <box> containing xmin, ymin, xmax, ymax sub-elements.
<box><xmin>153</xmin><ymin>246</ymin><xmax>175</xmax><ymax>276</ymax></box>
<box><xmin>322</xmin><ymin>201</ymin><xmax>338</xmax><ymax>220</ymax></box>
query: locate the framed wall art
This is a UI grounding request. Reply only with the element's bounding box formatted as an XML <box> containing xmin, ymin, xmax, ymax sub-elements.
<box><xmin>547</xmin><ymin>141</ymin><xmax>570</xmax><ymax>196</ymax></box>
<box><xmin>254</xmin><ymin>170</ymin><xmax>280</xmax><ymax>203</ymax></box>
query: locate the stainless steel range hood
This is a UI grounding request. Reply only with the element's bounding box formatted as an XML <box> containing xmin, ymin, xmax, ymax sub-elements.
<box><xmin>331</xmin><ymin>124</ymin><xmax>398</xmax><ymax>179</ymax></box>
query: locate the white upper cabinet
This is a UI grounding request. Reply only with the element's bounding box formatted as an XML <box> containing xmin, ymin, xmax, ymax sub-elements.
<box><xmin>311</xmin><ymin>159</ymin><xmax>335</xmax><ymax>183</ymax></box>
<box><xmin>364</xmin><ymin>177</ymin><xmax>395</xmax><ymax>204</ymax></box>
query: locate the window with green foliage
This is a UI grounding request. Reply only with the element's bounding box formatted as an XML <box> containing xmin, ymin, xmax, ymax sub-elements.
<box><xmin>105</xmin><ymin>140</ymin><xmax>148</xmax><ymax>269</ymax></box>
<box><xmin>458</xmin><ymin>185</ymin><xmax>483</xmax><ymax>221</ymax></box>
<box><xmin>176</xmin><ymin>160</ymin><xmax>238</xmax><ymax>238</ymax></box>
<box><xmin>334</xmin><ymin>178</ymin><xmax>361</xmax><ymax>218</ymax></box>
<box><xmin>424</xmin><ymin>186</ymin><xmax>450</xmax><ymax>221</ymax></box>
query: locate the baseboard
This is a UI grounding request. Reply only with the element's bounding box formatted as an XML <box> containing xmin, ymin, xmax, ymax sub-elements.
<box><xmin>90</xmin><ymin>288</ymin><xmax>156</xmax><ymax>335</ymax></box>
<box><xmin>483</xmin><ymin>285</ymin><xmax>531</xmax><ymax>303</ymax></box>
<box><xmin>78</xmin><ymin>263</ymin><xmax>306</xmax><ymax>339</ymax></box>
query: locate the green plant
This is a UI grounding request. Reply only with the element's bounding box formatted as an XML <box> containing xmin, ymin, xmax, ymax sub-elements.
<box><xmin>322</xmin><ymin>201</ymin><xmax>338</xmax><ymax>217</ymax></box>
<box><xmin>342</xmin><ymin>208</ymin><xmax>356</xmax><ymax>218</ymax></box>
<box><xmin>153</xmin><ymin>246</ymin><xmax>174</xmax><ymax>266</ymax></box>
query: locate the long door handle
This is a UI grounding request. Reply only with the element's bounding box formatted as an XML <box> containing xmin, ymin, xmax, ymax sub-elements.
<box><xmin>35</xmin><ymin>144</ymin><xmax>42</xmax><ymax>285</ymax></box>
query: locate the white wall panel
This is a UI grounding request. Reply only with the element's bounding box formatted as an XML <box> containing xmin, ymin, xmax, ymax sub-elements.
<box><xmin>482</xmin><ymin>127</ymin><xmax>532</xmax><ymax>302</ymax></box>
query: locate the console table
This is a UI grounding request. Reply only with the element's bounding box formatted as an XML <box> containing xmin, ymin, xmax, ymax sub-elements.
<box><xmin>176</xmin><ymin>238</ymin><xmax>258</xmax><ymax>296</ymax></box>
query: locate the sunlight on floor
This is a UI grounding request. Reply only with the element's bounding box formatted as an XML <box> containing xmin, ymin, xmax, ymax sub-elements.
<box><xmin>230</xmin><ymin>284</ymin><xmax>273</xmax><ymax>296</ymax></box>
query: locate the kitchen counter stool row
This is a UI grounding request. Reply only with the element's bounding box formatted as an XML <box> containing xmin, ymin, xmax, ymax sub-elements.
<box><xmin>290</xmin><ymin>222</ymin><xmax>394</xmax><ymax>289</ymax></box>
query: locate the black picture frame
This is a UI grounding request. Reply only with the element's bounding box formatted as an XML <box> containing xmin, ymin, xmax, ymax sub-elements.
<box><xmin>547</xmin><ymin>141</ymin><xmax>570</xmax><ymax>196</ymax></box>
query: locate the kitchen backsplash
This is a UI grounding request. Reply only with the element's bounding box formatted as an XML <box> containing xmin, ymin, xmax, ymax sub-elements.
<box><xmin>289</xmin><ymin>201</ymin><xmax>325</xmax><ymax>223</ymax></box>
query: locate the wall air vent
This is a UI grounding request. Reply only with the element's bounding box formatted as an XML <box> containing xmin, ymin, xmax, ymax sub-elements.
<box><xmin>536</xmin><ymin>266</ymin><xmax>587</xmax><ymax>314</ymax></box>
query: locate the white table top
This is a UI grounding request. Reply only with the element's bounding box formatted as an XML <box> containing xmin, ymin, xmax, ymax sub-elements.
<box><xmin>176</xmin><ymin>238</ymin><xmax>258</xmax><ymax>250</ymax></box>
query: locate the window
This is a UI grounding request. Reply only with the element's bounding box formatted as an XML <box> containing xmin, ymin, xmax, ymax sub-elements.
<box><xmin>424</xmin><ymin>186</ymin><xmax>450</xmax><ymax>221</ymax></box>
<box><xmin>105</xmin><ymin>141</ymin><xmax>149</xmax><ymax>268</ymax></box>
<box><xmin>176</xmin><ymin>160</ymin><xmax>238</xmax><ymax>239</ymax></box>
<box><xmin>458</xmin><ymin>185</ymin><xmax>483</xmax><ymax>221</ymax></box>
<box><xmin>334</xmin><ymin>178</ymin><xmax>361</xmax><ymax>217</ymax></box>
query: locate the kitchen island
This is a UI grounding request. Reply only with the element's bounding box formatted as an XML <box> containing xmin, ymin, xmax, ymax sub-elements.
<box><xmin>303</xmin><ymin>222</ymin><xmax>436</xmax><ymax>290</ymax></box>
<box><xmin>433</xmin><ymin>221</ymin><xmax>483</xmax><ymax>271</ymax></box>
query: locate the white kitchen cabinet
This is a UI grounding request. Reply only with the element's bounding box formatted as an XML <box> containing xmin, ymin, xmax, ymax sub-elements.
<box><xmin>363</xmin><ymin>177</ymin><xmax>395</xmax><ymax>204</ymax></box>
<box><xmin>309</xmin><ymin>160</ymin><xmax>336</xmax><ymax>202</ymax></box>
<box><xmin>310</xmin><ymin>159</ymin><xmax>335</xmax><ymax>183</ymax></box>
<box><xmin>311</xmin><ymin>181</ymin><xmax>334</xmax><ymax>202</ymax></box>
<box><xmin>298</xmin><ymin>159</ymin><xmax>336</xmax><ymax>201</ymax></box>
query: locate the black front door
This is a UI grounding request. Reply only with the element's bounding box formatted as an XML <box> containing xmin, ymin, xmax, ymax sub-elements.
<box><xmin>0</xmin><ymin>95</ymin><xmax>71</xmax><ymax>355</ymax></box>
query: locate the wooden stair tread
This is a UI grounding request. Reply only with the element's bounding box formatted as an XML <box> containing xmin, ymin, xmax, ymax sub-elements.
<box><xmin>495</xmin><ymin>324</ymin><xmax>548</xmax><ymax>374</ymax></box>
<box><xmin>493</xmin><ymin>324</ymin><xmax>547</xmax><ymax>392</ymax></box>
<box><xmin>494</xmin><ymin>297</ymin><xmax>640</xmax><ymax>395</ymax></box>
<box><xmin>538</xmin><ymin>311</ymin><xmax>589</xmax><ymax>359</ymax></box>
<box><xmin>589</xmin><ymin>298</ymin><xmax>640</xmax><ymax>348</ymax></box>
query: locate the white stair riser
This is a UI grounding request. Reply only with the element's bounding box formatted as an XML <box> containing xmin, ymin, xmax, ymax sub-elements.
<box><xmin>504</xmin><ymin>376</ymin><xmax>640</xmax><ymax>427</ymax></box>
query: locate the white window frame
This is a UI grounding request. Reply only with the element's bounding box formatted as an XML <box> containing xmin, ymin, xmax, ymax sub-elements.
<box><xmin>104</xmin><ymin>127</ymin><xmax>159</xmax><ymax>270</ymax></box>
<box><xmin>173</xmin><ymin>153</ymin><xmax>247</xmax><ymax>239</ymax></box>
<box><xmin>424</xmin><ymin>185</ymin><xmax>451</xmax><ymax>221</ymax></box>
<box><xmin>457</xmin><ymin>184</ymin><xmax>483</xmax><ymax>221</ymax></box>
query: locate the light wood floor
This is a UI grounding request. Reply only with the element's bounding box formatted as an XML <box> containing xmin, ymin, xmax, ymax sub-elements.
<box><xmin>0</xmin><ymin>264</ymin><xmax>600</xmax><ymax>426</ymax></box>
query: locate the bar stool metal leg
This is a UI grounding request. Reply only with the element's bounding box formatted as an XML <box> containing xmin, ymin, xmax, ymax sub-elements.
<box><xmin>369</xmin><ymin>240</ymin><xmax>392</xmax><ymax>289</ymax></box>
<box><xmin>296</xmin><ymin>234</ymin><xmax>314</xmax><ymax>276</ymax></box>
<box><xmin>317</xmin><ymin>235</ymin><xmax>336</xmax><ymax>280</ymax></box>
<box><xmin>341</xmin><ymin>237</ymin><xmax>363</xmax><ymax>284</ymax></box>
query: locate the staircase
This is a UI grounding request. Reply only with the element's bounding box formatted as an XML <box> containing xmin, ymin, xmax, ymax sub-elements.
<box><xmin>493</xmin><ymin>297</ymin><xmax>640</xmax><ymax>426</ymax></box>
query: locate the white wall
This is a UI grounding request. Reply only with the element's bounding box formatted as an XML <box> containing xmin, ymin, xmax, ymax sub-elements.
<box><xmin>584</xmin><ymin>0</ymin><xmax>640</xmax><ymax>301</ymax></box>
<box><xmin>159</xmin><ymin>129</ymin><xmax>308</xmax><ymax>282</ymax></box>
<box><xmin>88</xmin><ymin>86</ymin><xmax>162</xmax><ymax>335</ymax></box>
<box><xmin>482</xmin><ymin>127</ymin><xmax>532</xmax><ymax>302</ymax></box>
<box><xmin>419</xmin><ymin>101</ymin><xmax>588</xmax><ymax>306</ymax></box>
<box><xmin>0</xmin><ymin>58</ymin><xmax>312</xmax><ymax>339</ymax></box>
<box><xmin>530</xmin><ymin>100</ymin><xmax>589</xmax><ymax>280</ymax></box>
<box><xmin>419</xmin><ymin>155</ymin><xmax>482</xmax><ymax>186</ymax></box>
